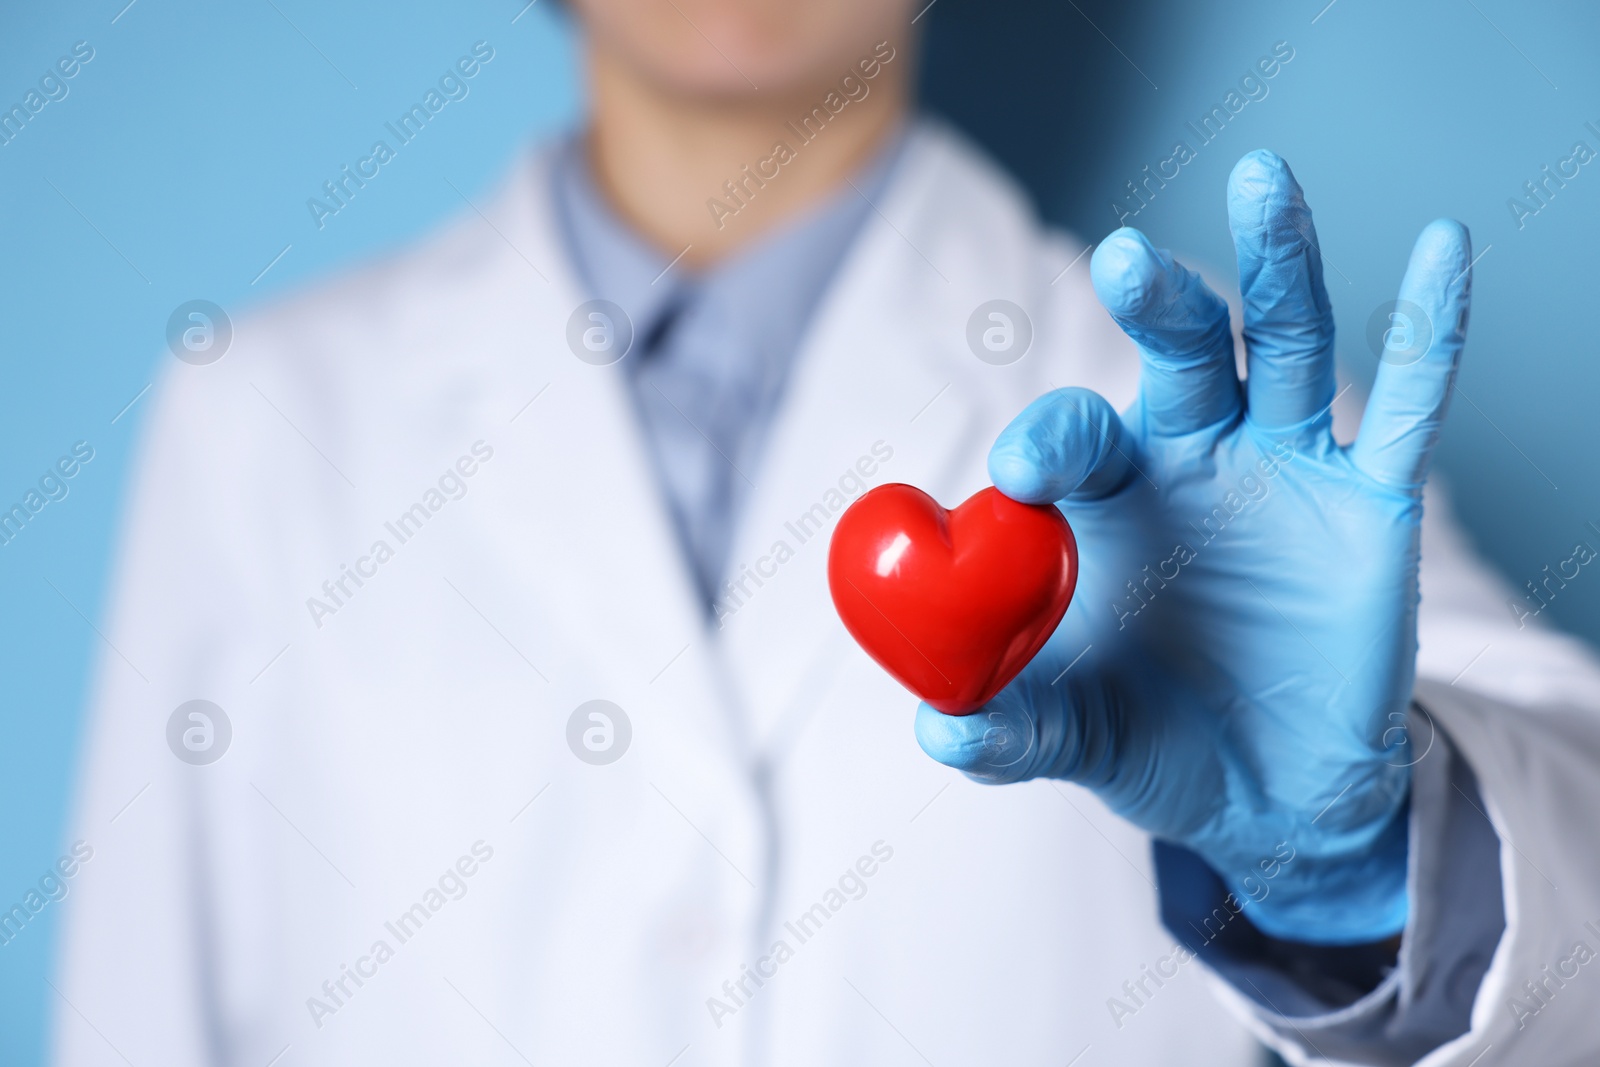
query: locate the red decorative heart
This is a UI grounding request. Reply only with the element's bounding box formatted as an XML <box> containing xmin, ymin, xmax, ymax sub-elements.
<box><xmin>828</xmin><ymin>483</ymin><xmax>1077</xmax><ymax>715</ymax></box>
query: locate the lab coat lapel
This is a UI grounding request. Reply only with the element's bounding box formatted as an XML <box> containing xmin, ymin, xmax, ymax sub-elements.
<box><xmin>716</xmin><ymin>124</ymin><xmax>1049</xmax><ymax>751</ymax></box>
<box><xmin>444</xmin><ymin>153</ymin><xmax>768</xmax><ymax>1065</ymax></box>
<box><xmin>463</xmin><ymin>147</ymin><xmax>764</xmax><ymax>855</ymax></box>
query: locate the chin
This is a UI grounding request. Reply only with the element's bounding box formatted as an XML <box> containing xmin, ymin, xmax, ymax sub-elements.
<box><xmin>579</xmin><ymin>0</ymin><xmax>908</xmax><ymax>101</ymax></box>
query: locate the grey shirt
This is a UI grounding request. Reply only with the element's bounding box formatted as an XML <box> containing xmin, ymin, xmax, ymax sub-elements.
<box><xmin>554</xmin><ymin>130</ymin><xmax>906</xmax><ymax>608</ymax></box>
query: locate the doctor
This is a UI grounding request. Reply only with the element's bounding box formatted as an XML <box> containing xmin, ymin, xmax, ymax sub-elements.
<box><xmin>54</xmin><ymin>1</ymin><xmax>1600</xmax><ymax>1065</ymax></box>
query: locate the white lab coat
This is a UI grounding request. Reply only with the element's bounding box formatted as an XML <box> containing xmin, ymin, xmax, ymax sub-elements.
<box><xmin>53</xmin><ymin>122</ymin><xmax>1600</xmax><ymax>1067</ymax></box>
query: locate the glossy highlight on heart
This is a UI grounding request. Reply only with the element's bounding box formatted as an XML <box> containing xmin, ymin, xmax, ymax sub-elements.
<box><xmin>827</xmin><ymin>483</ymin><xmax>1077</xmax><ymax>715</ymax></box>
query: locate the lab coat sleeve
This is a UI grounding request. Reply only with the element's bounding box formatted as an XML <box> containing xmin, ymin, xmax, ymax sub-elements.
<box><xmin>50</xmin><ymin>355</ymin><xmax>289</xmax><ymax>1066</ymax></box>
<box><xmin>1163</xmin><ymin>483</ymin><xmax>1600</xmax><ymax>1066</ymax></box>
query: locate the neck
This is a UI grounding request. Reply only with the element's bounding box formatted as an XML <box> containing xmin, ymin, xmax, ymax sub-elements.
<box><xmin>584</xmin><ymin>44</ymin><xmax>911</xmax><ymax>269</ymax></box>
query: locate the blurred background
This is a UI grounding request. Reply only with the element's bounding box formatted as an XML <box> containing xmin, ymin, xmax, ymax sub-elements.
<box><xmin>2</xmin><ymin>0</ymin><xmax>1596</xmax><ymax>1061</ymax></box>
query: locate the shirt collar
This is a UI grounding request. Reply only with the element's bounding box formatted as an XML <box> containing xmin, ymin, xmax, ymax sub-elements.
<box><xmin>552</xmin><ymin>124</ymin><xmax>909</xmax><ymax>361</ymax></box>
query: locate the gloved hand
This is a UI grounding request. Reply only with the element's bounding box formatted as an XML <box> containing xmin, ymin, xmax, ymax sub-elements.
<box><xmin>916</xmin><ymin>150</ymin><xmax>1472</xmax><ymax>944</ymax></box>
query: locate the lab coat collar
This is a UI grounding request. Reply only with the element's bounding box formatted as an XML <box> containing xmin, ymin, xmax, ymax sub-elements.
<box><xmin>456</xmin><ymin>141</ymin><xmax>771</xmax><ymax>810</ymax></box>
<box><xmin>465</xmin><ymin>118</ymin><xmax>1039</xmax><ymax>769</ymax></box>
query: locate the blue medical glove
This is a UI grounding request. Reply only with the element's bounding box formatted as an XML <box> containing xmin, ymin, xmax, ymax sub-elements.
<box><xmin>916</xmin><ymin>150</ymin><xmax>1472</xmax><ymax>944</ymax></box>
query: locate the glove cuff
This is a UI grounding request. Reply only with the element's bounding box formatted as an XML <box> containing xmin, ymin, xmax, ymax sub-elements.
<box><xmin>1236</xmin><ymin>791</ymin><xmax>1411</xmax><ymax>945</ymax></box>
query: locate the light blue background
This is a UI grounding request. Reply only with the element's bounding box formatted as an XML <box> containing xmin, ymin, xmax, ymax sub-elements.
<box><xmin>2</xmin><ymin>0</ymin><xmax>1596</xmax><ymax>1062</ymax></box>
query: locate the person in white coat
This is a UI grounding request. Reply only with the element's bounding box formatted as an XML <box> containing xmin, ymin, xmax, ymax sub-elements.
<box><xmin>51</xmin><ymin>1</ymin><xmax>1600</xmax><ymax>1065</ymax></box>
